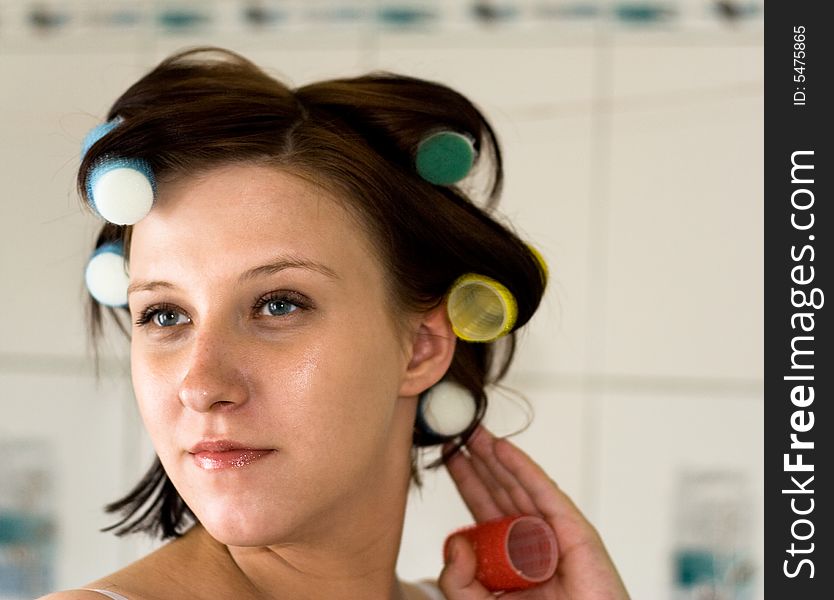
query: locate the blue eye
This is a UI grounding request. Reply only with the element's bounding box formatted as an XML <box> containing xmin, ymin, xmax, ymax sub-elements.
<box><xmin>134</xmin><ymin>304</ymin><xmax>190</xmax><ymax>328</ymax></box>
<box><xmin>261</xmin><ymin>297</ymin><xmax>299</xmax><ymax>317</ymax></box>
<box><xmin>254</xmin><ymin>291</ymin><xmax>308</xmax><ymax>319</ymax></box>
<box><xmin>154</xmin><ymin>309</ymin><xmax>188</xmax><ymax>327</ymax></box>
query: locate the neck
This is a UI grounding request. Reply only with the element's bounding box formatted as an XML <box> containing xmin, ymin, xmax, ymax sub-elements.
<box><xmin>230</xmin><ymin>543</ymin><xmax>409</xmax><ymax>600</ymax></box>
<box><xmin>187</xmin><ymin>454</ymin><xmax>414</xmax><ymax>600</ymax></box>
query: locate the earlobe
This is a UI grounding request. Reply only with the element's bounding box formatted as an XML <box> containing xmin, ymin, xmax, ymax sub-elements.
<box><xmin>399</xmin><ymin>303</ymin><xmax>457</xmax><ymax>398</ymax></box>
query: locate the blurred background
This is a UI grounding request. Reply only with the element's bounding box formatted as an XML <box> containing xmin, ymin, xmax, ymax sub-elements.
<box><xmin>0</xmin><ymin>0</ymin><xmax>762</xmax><ymax>598</ymax></box>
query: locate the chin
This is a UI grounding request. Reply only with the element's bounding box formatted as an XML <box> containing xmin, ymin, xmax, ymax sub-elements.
<box><xmin>202</xmin><ymin>515</ymin><xmax>282</xmax><ymax>547</ymax></box>
<box><xmin>195</xmin><ymin>500</ymin><xmax>301</xmax><ymax>548</ymax></box>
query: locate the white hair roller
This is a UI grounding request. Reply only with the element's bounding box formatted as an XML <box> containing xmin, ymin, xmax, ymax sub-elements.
<box><xmin>85</xmin><ymin>241</ymin><xmax>129</xmax><ymax>308</ymax></box>
<box><xmin>86</xmin><ymin>157</ymin><xmax>157</xmax><ymax>226</ymax></box>
<box><xmin>417</xmin><ymin>380</ymin><xmax>477</xmax><ymax>437</ymax></box>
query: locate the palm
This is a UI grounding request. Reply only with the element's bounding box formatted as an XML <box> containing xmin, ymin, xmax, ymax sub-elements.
<box><xmin>440</xmin><ymin>426</ymin><xmax>629</xmax><ymax>600</ymax></box>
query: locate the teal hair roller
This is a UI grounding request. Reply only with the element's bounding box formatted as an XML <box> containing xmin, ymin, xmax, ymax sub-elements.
<box><xmin>415</xmin><ymin>130</ymin><xmax>477</xmax><ymax>185</ymax></box>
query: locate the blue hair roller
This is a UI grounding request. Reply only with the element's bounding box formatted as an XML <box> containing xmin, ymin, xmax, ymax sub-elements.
<box><xmin>86</xmin><ymin>156</ymin><xmax>157</xmax><ymax>225</ymax></box>
<box><xmin>85</xmin><ymin>241</ymin><xmax>129</xmax><ymax>308</ymax></box>
<box><xmin>81</xmin><ymin>116</ymin><xmax>124</xmax><ymax>157</ymax></box>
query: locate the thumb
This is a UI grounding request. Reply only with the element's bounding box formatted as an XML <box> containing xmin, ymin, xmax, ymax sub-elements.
<box><xmin>438</xmin><ymin>535</ymin><xmax>493</xmax><ymax>599</ymax></box>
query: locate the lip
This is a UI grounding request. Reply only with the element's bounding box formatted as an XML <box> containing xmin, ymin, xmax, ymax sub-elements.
<box><xmin>189</xmin><ymin>440</ymin><xmax>275</xmax><ymax>471</ymax></box>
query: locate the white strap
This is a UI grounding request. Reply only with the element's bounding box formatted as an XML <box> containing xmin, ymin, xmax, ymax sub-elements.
<box><xmin>82</xmin><ymin>589</ymin><xmax>130</xmax><ymax>600</ymax></box>
<box><xmin>414</xmin><ymin>580</ymin><xmax>445</xmax><ymax>600</ymax></box>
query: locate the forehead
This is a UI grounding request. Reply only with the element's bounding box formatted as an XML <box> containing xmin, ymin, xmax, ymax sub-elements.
<box><xmin>127</xmin><ymin>164</ymin><xmax>379</xmax><ymax>280</ymax></box>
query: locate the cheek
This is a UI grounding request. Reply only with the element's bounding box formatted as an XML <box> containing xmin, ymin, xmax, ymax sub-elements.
<box><xmin>130</xmin><ymin>349</ymin><xmax>179</xmax><ymax>446</ymax></box>
<box><xmin>284</xmin><ymin>323</ymin><xmax>406</xmax><ymax>449</ymax></box>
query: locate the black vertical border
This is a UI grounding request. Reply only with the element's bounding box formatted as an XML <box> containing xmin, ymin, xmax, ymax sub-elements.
<box><xmin>765</xmin><ymin>2</ymin><xmax>832</xmax><ymax>598</ymax></box>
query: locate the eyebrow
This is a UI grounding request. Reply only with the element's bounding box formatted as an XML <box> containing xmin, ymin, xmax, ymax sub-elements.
<box><xmin>238</xmin><ymin>256</ymin><xmax>339</xmax><ymax>283</ymax></box>
<box><xmin>127</xmin><ymin>256</ymin><xmax>338</xmax><ymax>296</ymax></box>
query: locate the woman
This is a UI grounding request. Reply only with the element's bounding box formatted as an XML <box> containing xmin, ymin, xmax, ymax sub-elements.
<box><xmin>44</xmin><ymin>47</ymin><xmax>629</xmax><ymax>600</ymax></box>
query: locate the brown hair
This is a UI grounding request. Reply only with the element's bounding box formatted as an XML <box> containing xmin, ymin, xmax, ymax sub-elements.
<box><xmin>81</xmin><ymin>47</ymin><xmax>547</xmax><ymax>539</ymax></box>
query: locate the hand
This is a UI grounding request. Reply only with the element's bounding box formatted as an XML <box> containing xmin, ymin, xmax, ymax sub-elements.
<box><xmin>438</xmin><ymin>426</ymin><xmax>630</xmax><ymax>599</ymax></box>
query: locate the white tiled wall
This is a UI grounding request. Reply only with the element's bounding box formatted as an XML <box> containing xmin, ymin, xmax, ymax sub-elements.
<box><xmin>603</xmin><ymin>45</ymin><xmax>763</xmax><ymax>380</ymax></box>
<box><xmin>0</xmin><ymin>25</ymin><xmax>763</xmax><ymax>598</ymax></box>
<box><xmin>594</xmin><ymin>388</ymin><xmax>763</xmax><ymax>600</ymax></box>
<box><xmin>0</xmin><ymin>371</ymin><xmax>137</xmax><ymax>585</ymax></box>
<box><xmin>0</xmin><ymin>52</ymin><xmax>145</xmax><ymax>358</ymax></box>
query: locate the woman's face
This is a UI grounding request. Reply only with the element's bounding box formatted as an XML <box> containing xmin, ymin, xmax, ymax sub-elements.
<box><xmin>127</xmin><ymin>164</ymin><xmax>419</xmax><ymax>547</ymax></box>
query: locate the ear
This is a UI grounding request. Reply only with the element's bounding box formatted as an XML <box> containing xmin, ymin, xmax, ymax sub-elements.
<box><xmin>398</xmin><ymin>302</ymin><xmax>457</xmax><ymax>398</ymax></box>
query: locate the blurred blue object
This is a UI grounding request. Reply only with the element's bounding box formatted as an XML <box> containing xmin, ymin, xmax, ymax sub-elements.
<box><xmin>377</xmin><ymin>5</ymin><xmax>437</xmax><ymax>27</ymax></box>
<box><xmin>613</xmin><ymin>2</ymin><xmax>675</xmax><ymax>23</ymax></box>
<box><xmin>158</xmin><ymin>7</ymin><xmax>210</xmax><ymax>30</ymax></box>
<box><xmin>0</xmin><ymin>512</ymin><xmax>56</xmax><ymax>597</ymax></box>
<box><xmin>0</xmin><ymin>512</ymin><xmax>54</xmax><ymax>544</ymax></box>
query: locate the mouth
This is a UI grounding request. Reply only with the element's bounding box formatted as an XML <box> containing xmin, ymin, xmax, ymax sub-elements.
<box><xmin>189</xmin><ymin>441</ymin><xmax>275</xmax><ymax>470</ymax></box>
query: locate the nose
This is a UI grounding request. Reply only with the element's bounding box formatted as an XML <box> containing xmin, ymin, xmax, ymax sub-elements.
<box><xmin>177</xmin><ymin>323</ymin><xmax>250</xmax><ymax>413</ymax></box>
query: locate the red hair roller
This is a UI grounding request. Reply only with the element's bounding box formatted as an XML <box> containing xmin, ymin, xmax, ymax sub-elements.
<box><xmin>444</xmin><ymin>514</ymin><xmax>559</xmax><ymax>592</ymax></box>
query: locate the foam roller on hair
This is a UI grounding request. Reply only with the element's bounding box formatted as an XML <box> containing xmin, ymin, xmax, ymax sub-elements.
<box><xmin>81</xmin><ymin>116</ymin><xmax>124</xmax><ymax>157</ymax></box>
<box><xmin>86</xmin><ymin>156</ymin><xmax>156</xmax><ymax>225</ymax></box>
<box><xmin>444</xmin><ymin>515</ymin><xmax>559</xmax><ymax>592</ymax></box>
<box><xmin>85</xmin><ymin>241</ymin><xmax>129</xmax><ymax>308</ymax></box>
<box><xmin>417</xmin><ymin>381</ymin><xmax>477</xmax><ymax>437</ymax></box>
<box><xmin>526</xmin><ymin>242</ymin><xmax>549</xmax><ymax>285</ymax></box>
<box><xmin>446</xmin><ymin>273</ymin><xmax>518</xmax><ymax>343</ymax></box>
<box><xmin>415</xmin><ymin>130</ymin><xmax>476</xmax><ymax>185</ymax></box>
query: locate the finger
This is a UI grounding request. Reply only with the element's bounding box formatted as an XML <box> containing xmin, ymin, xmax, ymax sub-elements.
<box><xmin>477</xmin><ymin>454</ymin><xmax>539</xmax><ymax>517</ymax></box>
<box><xmin>492</xmin><ymin>436</ymin><xmax>570</xmax><ymax>518</ymax></box>
<box><xmin>468</xmin><ymin>451</ymin><xmax>524</xmax><ymax>516</ymax></box>
<box><xmin>438</xmin><ymin>535</ymin><xmax>494</xmax><ymax>600</ymax></box>
<box><xmin>493</xmin><ymin>437</ymin><xmax>603</xmax><ymax>551</ymax></box>
<box><xmin>466</xmin><ymin>429</ymin><xmax>539</xmax><ymax>516</ymax></box>
<box><xmin>445</xmin><ymin>448</ymin><xmax>503</xmax><ymax>522</ymax></box>
<box><xmin>473</xmin><ymin>433</ymin><xmax>630</xmax><ymax>598</ymax></box>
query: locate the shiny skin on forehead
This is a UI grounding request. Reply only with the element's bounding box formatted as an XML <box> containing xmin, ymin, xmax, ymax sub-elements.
<box><xmin>128</xmin><ymin>164</ymin><xmax>381</xmax><ymax>288</ymax></box>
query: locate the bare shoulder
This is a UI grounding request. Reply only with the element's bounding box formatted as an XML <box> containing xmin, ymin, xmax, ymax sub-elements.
<box><xmin>36</xmin><ymin>536</ymin><xmax>183</xmax><ymax>600</ymax></box>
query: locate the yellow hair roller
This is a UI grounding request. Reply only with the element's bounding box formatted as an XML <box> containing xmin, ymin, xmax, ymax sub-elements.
<box><xmin>526</xmin><ymin>243</ymin><xmax>549</xmax><ymax>284</ymax></box>
<box><xmin>446</xmin><ymin>273</ymin><xmax>518</xmax><ymax>343</ymax></box>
